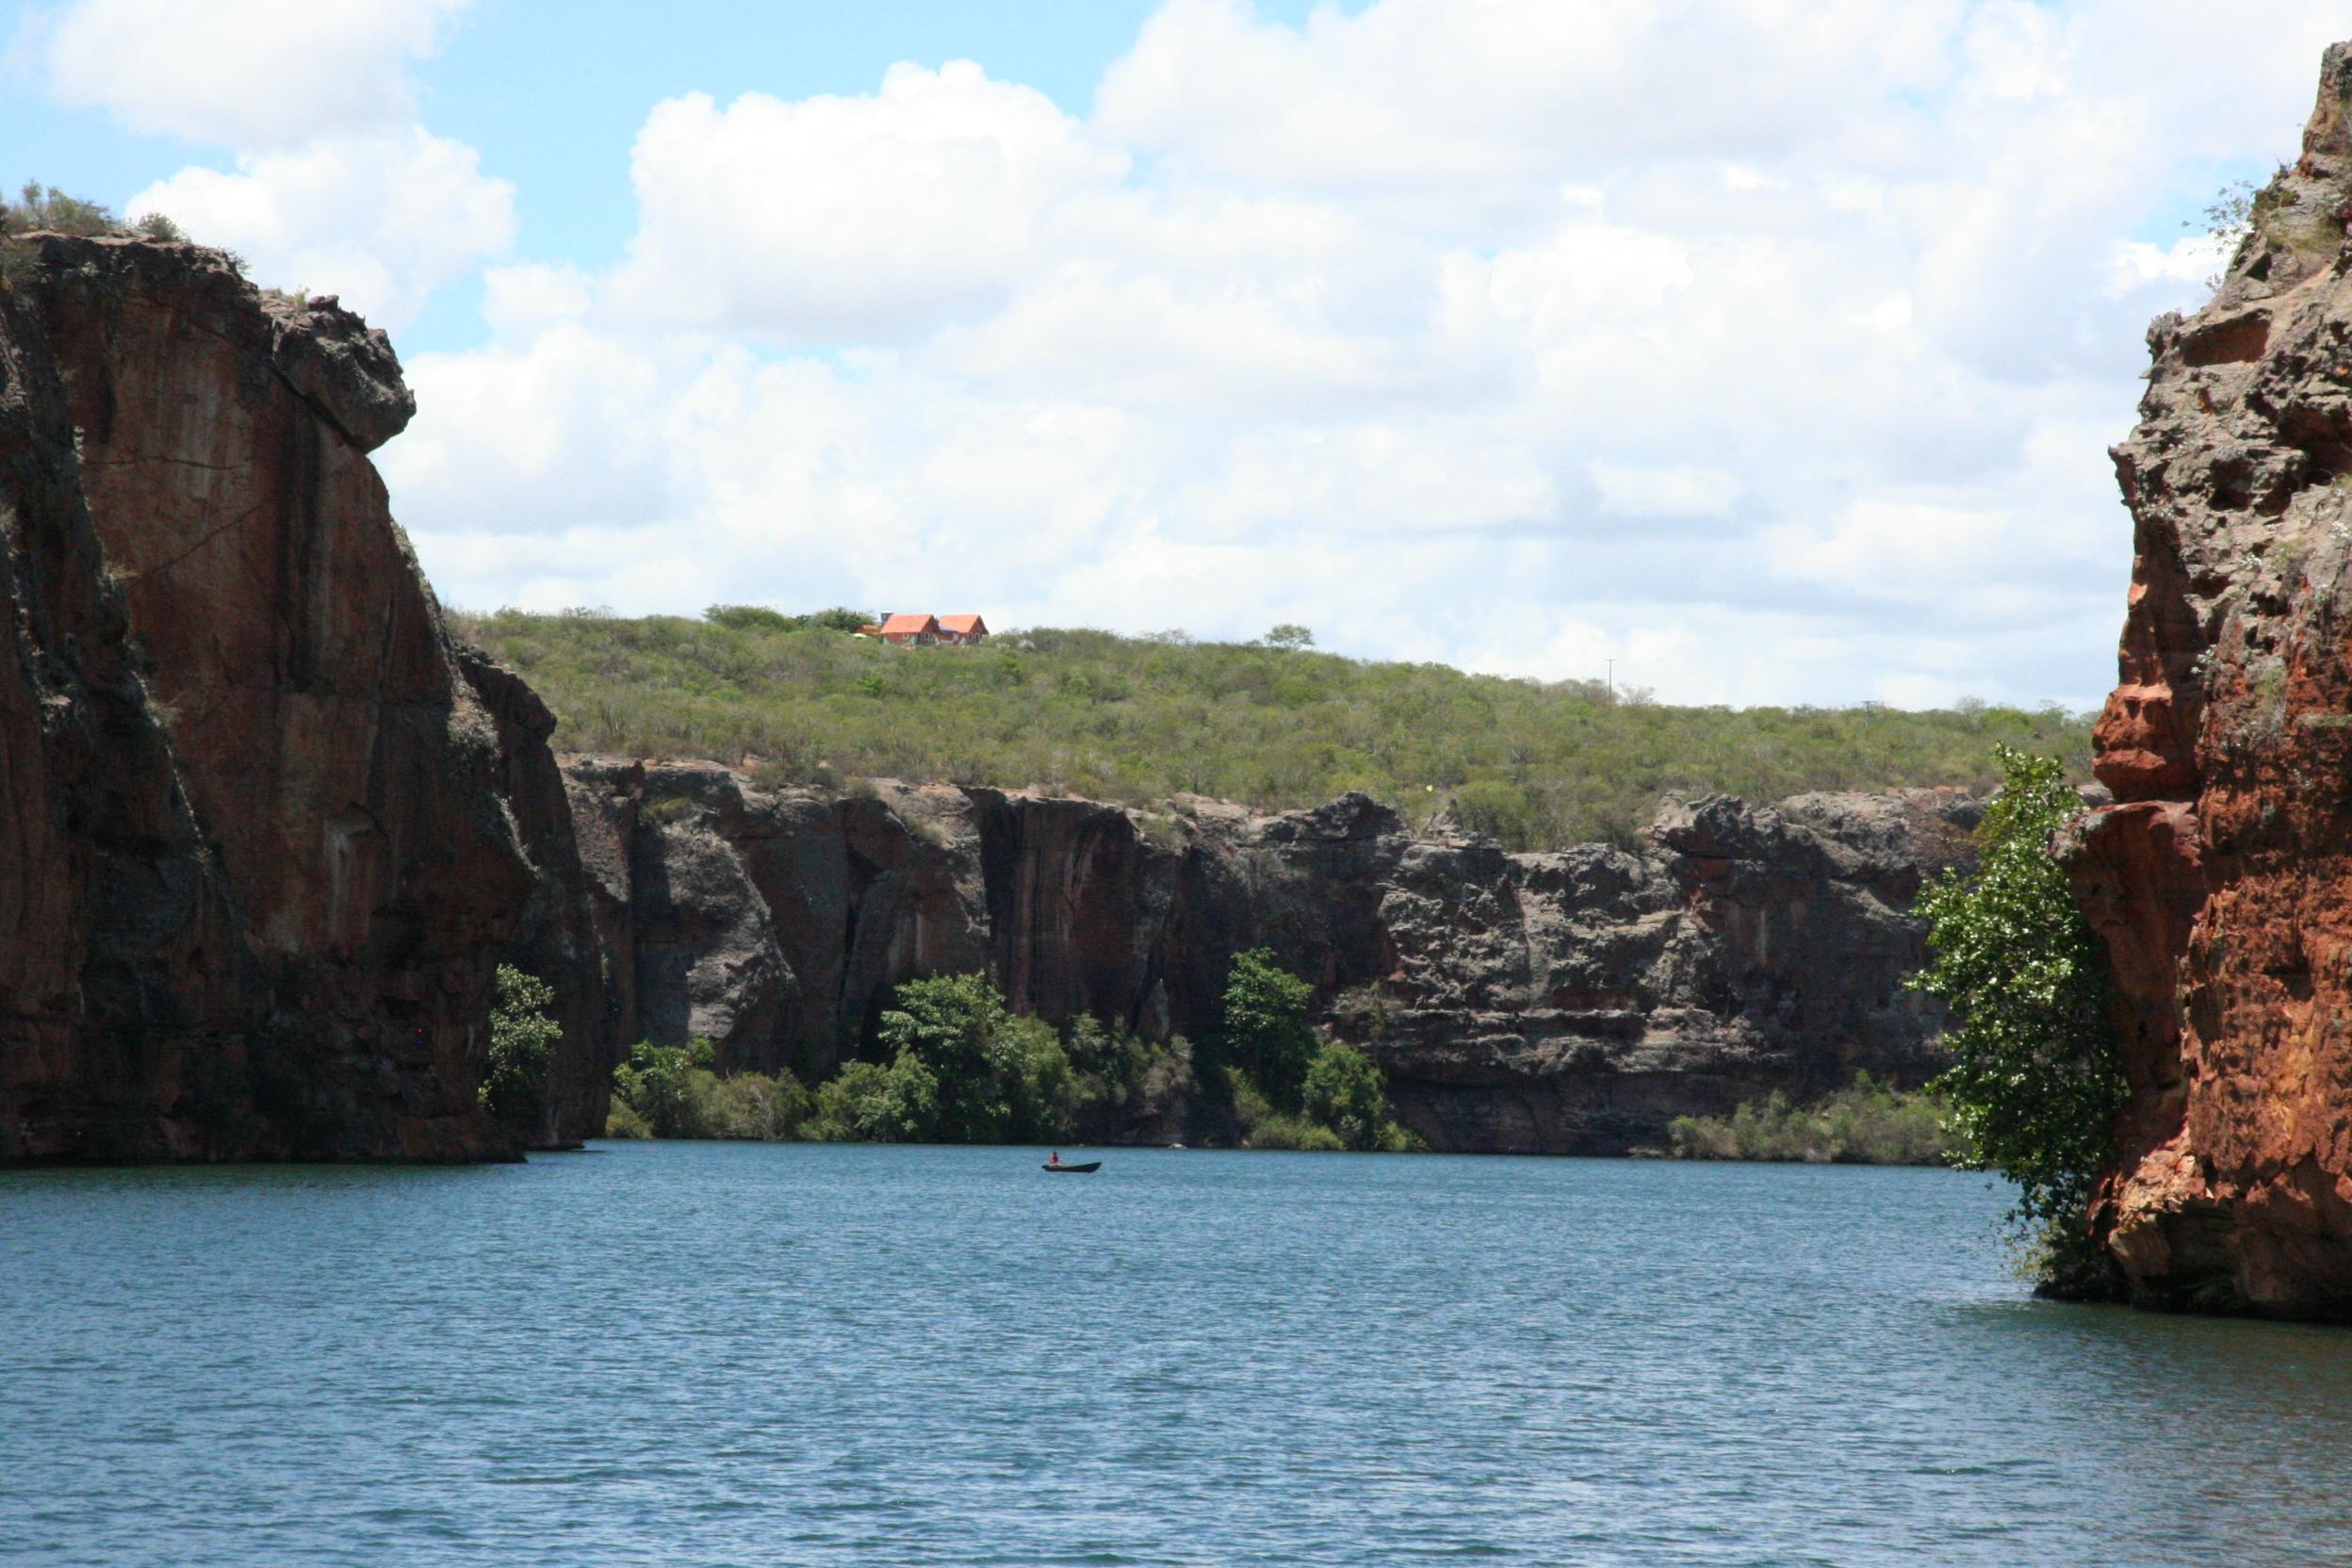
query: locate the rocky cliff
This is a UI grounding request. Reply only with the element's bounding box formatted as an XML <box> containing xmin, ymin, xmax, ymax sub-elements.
<box><xmin>0</xmin><ymin>231</ymin><xmax>1974</xmax><ymax>1165</ymax></box>
<box><xmin>576</xmin><ymin>760</ymin><xmax>1977</xmax><ymax>1153</ymax></box>
<box><xmin>0</xmin><ymin>235</ymin><xmax>585</xmax><ymax>1161</ymax></box>
<box><xmin>2063</xmin><ymin>42</ymin><xmax>2352</xmax><ymax>1317</ymax></box>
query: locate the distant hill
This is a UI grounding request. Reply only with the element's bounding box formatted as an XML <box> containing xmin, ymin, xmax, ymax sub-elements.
<box><xmin>452</xmin><ymin>607</ymin><xmax>2096</xmax><ymax>852</ymax></box>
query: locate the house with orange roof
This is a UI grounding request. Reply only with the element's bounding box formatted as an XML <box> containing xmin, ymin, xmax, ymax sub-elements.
<box><xmin>875</xmin><ymin>612</ymin><xmax>939</xmax><ymax>645</ymax></box>
<box><xmin>937</xmin><ymin>613</ymin><xmax>989</xmax><ymax>645</ymax></box>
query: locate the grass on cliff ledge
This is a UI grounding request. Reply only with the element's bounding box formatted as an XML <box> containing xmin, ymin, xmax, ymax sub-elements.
<box><xmin>451</xmin><ymin>607</ymin><xmax>2095</xmax><ymax>851</ymax></box>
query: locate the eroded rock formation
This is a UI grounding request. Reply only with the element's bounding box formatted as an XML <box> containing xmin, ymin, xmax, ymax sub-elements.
<box><xmin>0</xmin><ymin>232</ymin><xmax>1974</xmax><ymax>1166</ymax></box>
<box><xmin>583</xmin><ymin>760</ymin><xmax>1977</xmax><ymax>1153</ymax></box>
<box><xmin>0</xmin><ymin>236</ymin><xmax>577</xmax><ymax>1160</ymax></box>
<box><xmin>2063</xmin><ymin>42</ymin><xmax>2352</xmax><ymax>1316</ymax></box>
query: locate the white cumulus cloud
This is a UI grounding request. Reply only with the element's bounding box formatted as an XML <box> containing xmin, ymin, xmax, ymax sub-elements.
<box><xmin>36</xmin><ymin>0</ymin><xmax>470</xmax><ymax>148</ymax></box>
<box><xmin>127</xmin><ymin>128</ymin><xmax>514</xmax><ymax>329</ymax></box>
<box><xmin>375</xmin><ymin>0</ymin><xmax>2352</xmax><ymax>710</ymax></box>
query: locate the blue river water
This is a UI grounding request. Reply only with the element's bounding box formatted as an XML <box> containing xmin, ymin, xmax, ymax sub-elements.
<box><xmin>6</xmin><ymin>1142</ymin><xmax>2351</xmax><ymax>1567</ymax></box>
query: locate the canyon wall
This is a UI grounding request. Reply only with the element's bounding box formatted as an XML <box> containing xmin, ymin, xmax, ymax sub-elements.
<box><xmin>577</xmin><ymin>760</ymin><xmax>1977</xmax><ymax>1153</ymax></box>
<box><xmin>0</xmin><ymin>235</ymin><xmax>587</xmax><ymax>1161</ymax></box>
<box><xmin>0</xmin><ymin>230</ymin><xmax>1973</xmax><ymax>1165</ymax></box>
<box><xmin>2063</xmin><ymin>42</ymin><xmax>2352</xmax><ymax>1317</ymax></box>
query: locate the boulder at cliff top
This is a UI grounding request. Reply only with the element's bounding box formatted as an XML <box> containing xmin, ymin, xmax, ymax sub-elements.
<box><xmin>2065</xmin><ymin>41</ymin><xmax>2352</xmax><ymax>1317</ymax></box>
<box><xmin>0</xmin><ymin>236</ymin><xmax>561</xmax><ymax>1161</ymax></box>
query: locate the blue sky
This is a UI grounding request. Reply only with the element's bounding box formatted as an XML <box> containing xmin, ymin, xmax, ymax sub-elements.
<box><xmin>5</xmin><ymin>1</ymin><xmax>2345</xmax><ymax>710</ymax></box>
<box><xmin>15</xmin><ymin>1</ymin><xmax>1366</xmax><ymax>352</ymax></box>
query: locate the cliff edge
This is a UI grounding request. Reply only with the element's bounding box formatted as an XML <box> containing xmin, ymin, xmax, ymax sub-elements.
<box><xmin>0</xmin><ymin>236</ymin><xmax>583</xmax><ymax>1160</ymax></box>
<box><xmin>2065</xmin><ymin>42</ymin><xmax>2352</xmax><ymax>1315</ymax></box>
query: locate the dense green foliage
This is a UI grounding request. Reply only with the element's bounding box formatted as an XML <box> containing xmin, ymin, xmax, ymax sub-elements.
<box><xmin>870</xmin><ymin>973</ymin><xmax>1075</xmax><ymax>1142</ymax></box>
<box><xmin>1224</xmin><ymin>1069</ymin><xmax>1346</xmax><ymax>1152</ymax></box>
<box><xmin>1219</xmin><ymin>949</ymin><xmax>1321</xmax><ymax>1108</ymax></box>
<box><xmin>481</xmin><ymin>965</ymin><xmax>563</xmax><ymax>1141</ymax></box>
<box><xmin>1063</xmin><ymin>1016</ymin><xmax>1195</xmax><ymax>1139</ymax></box>
<box><xmin>1665</xmin><ymin>1074</ymin><xmax>1954</xmax><ymax>1165</ymax></box>
<box><xmin>606</xmin><ymin>1038</ymin><xmax>812</xmax><ymax>1140</ymax></box>
<box><xmin>605</xmin><ymin>976</ymin><xmax>1194</xmax><ymax>1146</ymax></box>
<box><xmin>804</xmin><ymin>1052</ymin><xmax>939</xmax><ymax>1142</ymax></box>
<box><xmin>452</xmin><ymin>608</ymin><xmax>2095</xmax><ymax>850</ymax></box>
<box><xmin>599</xmin><ymin>966</ymin><xmax>1411</xmax><ymax>1152</ymax></box>
<box><xmin>1213</xmin><ymin>953</ymin><xmax>1417</xmax><ymax>1152</ymax></box>
<box><xmin>1300</xmin><ymin>1042</ymin><xmax>1417</xmax><ymax>1152</ymax></box>
<box><xmin>1911</xmin><ymin>745</ymin><xmax>2126</xmax><ymax>1289</ymax></box>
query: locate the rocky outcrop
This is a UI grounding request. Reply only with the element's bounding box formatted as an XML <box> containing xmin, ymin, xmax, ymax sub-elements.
<box><xmin>0</xmin><ymin>231</ymin><xmax>1982</xmax><ymax>1167</ymax></box>
<box><xmin>582</xmin><ymin>759</ymin><xmax>1977</xmax><ymax>1152</ymax></box>
<box><xmin>0</xmin><ymin>236</ymin><xmax>552</xmax><ymax>1161</ymax></box>
<box><xmin>2063</xmin><ymin>43</ymin><xmax>2352</xmax><ymax>1317</ymax></box>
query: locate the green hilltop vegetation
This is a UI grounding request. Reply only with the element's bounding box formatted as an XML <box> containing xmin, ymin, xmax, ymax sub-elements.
<box><xmin>451</xmin><ymin>604</ymin><xmax>2097</xmax><ymax>852</ymax></box>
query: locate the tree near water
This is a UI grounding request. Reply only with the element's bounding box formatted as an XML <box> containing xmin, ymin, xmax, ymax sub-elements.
<box><xmin>871</xmin><ymin>972</ymin><xmax>1073</xmax><ymax>1142</ymax></box>
<box><xmin>482</xmin><ymin>965</ymin><xmax>564</xmax><ymax>1142</ymax></box>
<box><xmin>1221</xmin><ymin>948</ymin><xmax>1319</xmax><ymax>1109</ymax></box>
<box><xmin>1909</xmin><ymin>745</ymin><xmax>2126</xmax><ymax>1294</ymax></box>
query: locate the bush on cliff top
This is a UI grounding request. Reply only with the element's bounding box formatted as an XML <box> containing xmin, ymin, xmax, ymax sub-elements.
<box><xmin>0</xmin><ymin>183</ymin><xmax>183</xmax><ymax>242</ymax></box>
<box><xmin>449</xmin><ymin>607</ymin><xmax>2096</xmax><ymax>852</ymax></box>
<box><xmin>1910</xmin><ymin>744</ymin><xmax>2127</xmax><ymax>1295</ymax></box>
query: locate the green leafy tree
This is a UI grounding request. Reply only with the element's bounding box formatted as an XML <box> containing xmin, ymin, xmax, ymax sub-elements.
<box><xmin>871</xmin><ymin>973</ymin><xmax>1073</xmax><ymax>1142</ymax></box>
<box><xmin>808</xmin><ymin>1052</ymin><xmax>941</xmax><ymax>1142</ymax></box>
<box><xmin>1221</xmin><ymin>949</ymin><xmax>1319</xmax><ymax>1110</ymax></box>
<box><xmin>482</xmin><ymin>965</ymin><xmax>564</xmax><ymax>1142</ymax></box>
<box><xmin>1911</xmin><ymin>744</ymin><xmax>2126</xmax><ymax>1292</ymax></box>
<box><xmin>1264</xmin><ymin>624</ymin><xmax>1316</xmax><ymax>650</ymax></box>
<box><xmin>612</xmin><ymin>1037</ymin><xmax>716</xmax><ymax>1138</ymax></box>
<box><xmin>1301</xmin><ymin>1041</ymin><xmax>1408</xmax><ymax>1152</ymax></box>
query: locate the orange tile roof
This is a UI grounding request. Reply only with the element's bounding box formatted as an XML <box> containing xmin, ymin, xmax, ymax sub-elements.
<box><xmin>938</xmin><ymin>613</ymin><xmax>988</xmax><ymax>634</ymax></box>
<box><xmin>878</xmin><ymin>612</ymin><xmax>938</xmax><ymax>636</ymax></box>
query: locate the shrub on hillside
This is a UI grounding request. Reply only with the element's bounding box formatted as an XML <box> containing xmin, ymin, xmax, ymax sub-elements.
<box><xmin>804</xmin><ymin>1052</ymin><xmax>940</xmax><ymax>1142</ymax></box>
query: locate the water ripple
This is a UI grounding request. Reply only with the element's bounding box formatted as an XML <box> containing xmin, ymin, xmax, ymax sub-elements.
<box><xmin>4</xmin><ymin>1147</ymin><xmax>2350</xmax><ymax>1566</ymax></box>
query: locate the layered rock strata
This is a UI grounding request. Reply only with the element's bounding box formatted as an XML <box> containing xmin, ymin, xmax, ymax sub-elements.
<box><xmin>2063</xmin><ymin>42</ymin><xmax>2352</xmax><ymax>1316</ymax></box>
<box><xmin>0</xmin><ymin>236</ymin><xmax>577</xmax><ymax>1160</ymax></box>
<box><xmin>581</xmin><ymin>760</ymin><xmax>1977</xmax><ymax>1153</ymax></box>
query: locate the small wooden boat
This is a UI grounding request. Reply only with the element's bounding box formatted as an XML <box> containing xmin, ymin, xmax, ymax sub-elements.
<box><xmin>1042</xmin><ymin>1159</ymin><xmax>1102</xmax><ymax>1173</ymax></box>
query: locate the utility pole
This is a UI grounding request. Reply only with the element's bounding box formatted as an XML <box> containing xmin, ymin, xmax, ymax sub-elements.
<box><xmin>1606</xmin><ymin>659</ymin><xmax>1614</xmax><ymax>698</ymax></box>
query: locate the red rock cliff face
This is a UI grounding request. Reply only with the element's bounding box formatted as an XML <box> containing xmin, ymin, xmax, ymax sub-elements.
<box><xmin>2064</xmin><ymin>42</ymin><xmax>2352</xmax><ymax>1316</ymax></box>
<box><xmin>1</xmin><ymin>236</ymin><xmax>550</xmax><ymax>1161</ymax></box>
